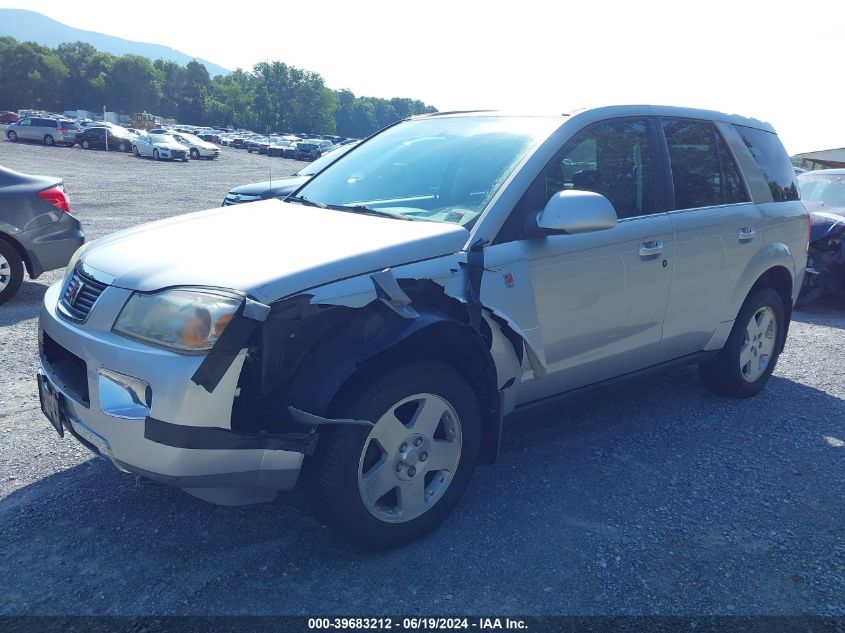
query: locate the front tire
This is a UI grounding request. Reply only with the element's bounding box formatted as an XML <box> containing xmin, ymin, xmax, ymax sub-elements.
<box><xmin>310</xmin><ymin>361</ymin><xmax>481</xmax><ymax>549</ymax></box>
<box><xmin>190</xmin><ymin>148</ymin><xmax>199</xmax><ymax>159</ymax></box>
<box><xmin>0</xmin><ymin>239</ymin><xmax>25</xmax><ymax>306</ymax></box>
<box><xmin>133</xmin><ymin>145</ymin><xmax>140</xmax><ymax>157</ymax></box>
<box><xmin>153</xmin><ymin>149</ymin><xmax>160</xmax><ymax>161</ymax></box>
<box><xmin>699</xmin><ymin>287</ymin><xmax>785</xmax><ymax>398</ymax></box>
<box><xmin>6</xmin><ymin>131</ymin><xmax>17</xmax><ymax>141</ymax></box>
<box><xmin>81</xmin><ymin>140</ymin><xmax>91</xmax><ymax>150</ymax></box>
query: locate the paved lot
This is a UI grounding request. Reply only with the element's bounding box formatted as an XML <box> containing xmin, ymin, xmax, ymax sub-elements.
<box><xmin>0</xmin><ymin>133</ymin><xmax>843</xmax><ymax>616</ymax></box>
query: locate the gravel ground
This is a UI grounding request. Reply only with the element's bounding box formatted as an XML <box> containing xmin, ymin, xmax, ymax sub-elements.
<box><xmin>0</xmin><ymin>132</ymin><xmax>843</xmax><ymax>617</ymax></box>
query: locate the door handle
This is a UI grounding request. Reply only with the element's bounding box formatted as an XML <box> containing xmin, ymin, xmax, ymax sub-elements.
<box><xmin>738</xmin><ymin>227</ymin><xmax>757</xmax><ymax>241</ymax></box>
<box><xmin>639</xmin><ymin>241</ymin><xmax>663</xmax><ymax>257</ymax></box>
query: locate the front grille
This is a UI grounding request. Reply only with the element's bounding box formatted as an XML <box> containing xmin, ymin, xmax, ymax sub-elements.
<box><xmin>60</xmin><ymin>268</ymin><xmax>108</xmax><ymax>322</ymax></box>
<box><xmin>41</xmin><ymin>330</ymin><xmax>89</xmax><ymax>406</ymax></box>
<box><xmin>171</xmin><ymin>150</ymin><xmax>186</xmax><ymax>159</ymax></box>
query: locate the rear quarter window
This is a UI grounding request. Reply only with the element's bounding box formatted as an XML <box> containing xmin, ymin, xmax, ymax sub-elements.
<box><xmin>733</xmin><ymin>125</ymin><xmax>798</xmax><ymax>202</ymax></box>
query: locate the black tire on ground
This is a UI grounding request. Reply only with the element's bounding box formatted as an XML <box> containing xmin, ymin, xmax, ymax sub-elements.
<box><xmin>153</xmin><ymin>149</ymin><xmax>160</xmax><ymax>161</ymax></box>
<box><xmin>699</xmin><ymin>287</ymin><xmax>786</xmax><ymax>398</ymax></box>
<box><xmin>309</xmin><ymin>361</ymin><xmax>482</xmax><ymax>550</ymax></box>
<box><xmin>6</xmin><ymin>131</ymin><xmax>17</xmax><ymax>141</ymax></box>
<box><xmin>81</xmin><ymin>140</ymin><xmax>90</xmax><ymax>149</ymax></box>
<box><xmin>133</xmin><ymin>145</ymin><xmax>139</xmax><ymax>156</ymax></box>
<box><xmin>0</xmin><ymin>238</ymin><xmax>25</xmax><ymax>306</ymax></box>
<box><xmin>190</xmin><ymin>148</ymin><xmax>199</xmax><ymax>159</ymax></box>
<box><xmin>44</xmin><ymin>134</ymin><xmax>54</xmax><ymax>146</ymax></box>
<box><xmin>118</xmin><ymin>141</ymin><xmax>128</xmax><ymax>152</ymax></box>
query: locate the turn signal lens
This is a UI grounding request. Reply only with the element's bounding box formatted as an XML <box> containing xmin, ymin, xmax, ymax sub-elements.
<box><xmin>180</xmin><ymin>309</ymin><xmax>212</xmax><ymax>348</ymax></box>
<box><xmin>214</xmin><ymin>313</ymin><xmax>234</xmax><ymax>336</ymax></box>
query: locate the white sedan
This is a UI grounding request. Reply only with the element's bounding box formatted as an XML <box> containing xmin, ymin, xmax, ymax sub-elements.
<box><xmin>170</xmin><ymin>132</ymin><xmax>220</xmax><ymax>159</ymax></box>
<box><xmin>132</xmin><ymin>134</ymin><xmax>190</xmax><ymax>162</ymax></box>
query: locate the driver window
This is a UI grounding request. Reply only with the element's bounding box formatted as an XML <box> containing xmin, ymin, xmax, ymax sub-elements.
<box><xmin>548</xmin><ymin>119</ymin><xmax>654</xmax><ymax>219</ymax></box>
<box><xmin>19</xmin><ymin>119</ymin><xmax>31</xmax><ymax>126</ymax></box>
<box><xmin>495</xmin><ymin>118</ymin><xmax>656</xmax><ymax>243</ymax></box>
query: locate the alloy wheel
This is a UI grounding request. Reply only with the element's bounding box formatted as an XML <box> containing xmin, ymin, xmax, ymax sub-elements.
<box><xmin>740</xmin><ymin>306</ymin><xmax>777</xmax><ymax>382</ymax></box>
<box><xmin>357</xmin><ymin>392</ymin><xmax>462</xmax><ymax>523</ymax></box>
<box><xmin>0</xmin><ymin>253</ymin><xmax>10</xmax><ymax>292</ymax></box>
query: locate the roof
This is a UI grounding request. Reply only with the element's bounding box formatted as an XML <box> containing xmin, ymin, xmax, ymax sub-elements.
<box><xmin>412</xmin><ymin>105</ymin><xmax>775</xmax><ymax>132</ymax></box>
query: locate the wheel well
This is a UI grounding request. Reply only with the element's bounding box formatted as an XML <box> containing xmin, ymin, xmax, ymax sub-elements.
<box><xmin>748</xmin><ymin>265</ymin><xmax>793</xmax><ymax>348</ymax></box>
<box><xmin>327</xmin><ymin>321</ymin><xmax>501</xmax><ymax>463</ymax></box>
<box><xmin>0</xmin><ymin>233</ymin><xmax>33</xmax><ymax>278</ymax></box>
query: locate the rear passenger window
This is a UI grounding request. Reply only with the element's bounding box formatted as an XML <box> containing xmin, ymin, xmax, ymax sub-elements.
<box><xmin>732</xmin><ymin>125</ymin><xmax>799</xmax><ymax>202</ymax></box>
<box><xmin>662</xmin><ymin>119</ymin><xmax>749</xmax><ymax>209</ymax></box>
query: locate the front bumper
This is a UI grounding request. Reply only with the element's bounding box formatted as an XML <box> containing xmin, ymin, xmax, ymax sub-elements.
<box><xmin>19</xmin><ymin>212</ymin><xmax>85</xmax><ymax>279</ymax></box>
<box><xmin>37</xmin><ymin>281</ymin><xmax>305</xmax><ymax>496</ymax></box>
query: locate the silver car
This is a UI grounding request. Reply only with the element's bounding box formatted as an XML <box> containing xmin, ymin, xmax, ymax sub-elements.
<box><xmin>37</xmin><ymin>106</ymin><xmax>808</xmax><ymax>549</ymax></box>
<box><xmin>6</xmin><ymin>117</ymin><xmax>81</xmax><ymax>146</ymax></box>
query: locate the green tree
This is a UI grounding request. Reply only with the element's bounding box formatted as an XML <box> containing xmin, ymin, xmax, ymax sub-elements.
<box><xmin>104</xmin><ymin>54</ymin><xmax>162</xmax><ymax>113</ymax></box>
<box><xmin>154</xmin><ymin>59</ymin><xmax>185</xmax><ymax>119</ymax></box>
<box><xmin>0</xmin><ymin>37</ymin><xmax>68</xmax><ymax>111</ymax></box>
<box><xmin>180</xmin><ymin>59</ymin><xmax>210</xmax><ymax>124</ymax></box>
<box><xmin>55</xmin><ymin>41</ymin><xmax>112</xmax><ymax>111</ymax></box>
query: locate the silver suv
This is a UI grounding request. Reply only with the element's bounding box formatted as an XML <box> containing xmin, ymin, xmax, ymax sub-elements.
<box><xmin>37</xmin><ymin>106</ymin><xmax>808</xmax><ymax>548</ymax></box>
<box><xmin>6</xmin><ymin>117</ymin><xmax>80</xmax><ymax>146</ymax></box>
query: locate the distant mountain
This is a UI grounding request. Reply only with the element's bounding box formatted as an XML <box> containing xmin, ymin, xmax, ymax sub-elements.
<box><xmin>0</xmin><ymin>8</ymin><xmax>230</xmax><ymax>76</ymax></box>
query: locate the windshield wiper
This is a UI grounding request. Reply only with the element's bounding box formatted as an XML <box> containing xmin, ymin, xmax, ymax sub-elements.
<box><xmin>286</xmin><ymin>195</ymin><xmax>327</xmax><ymax>208</ymax></box>
<box><xmin>326</xmin><ymin>204</ymin><xmax>414</xmax><ymax>221</ymax></box>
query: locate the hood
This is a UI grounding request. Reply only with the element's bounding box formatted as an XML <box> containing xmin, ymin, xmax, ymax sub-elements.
<box><xmin>154</xmin><ymin>140</ymin><xmax>188</xmax><ymax>150</ymax></box>
<box><xmin>228</xmin><ymin>175</ymin><xmax>310</xmax><ymax>198</ymax></box>
<box><xmin>806</xmin><ymin>202</ymin><xmax>845</xmax><ymax>243</ymax></box>
<box><xmin>81</xmin><ymin>199</ymin><xmax>468</xmax><ymax>303</ymax></box>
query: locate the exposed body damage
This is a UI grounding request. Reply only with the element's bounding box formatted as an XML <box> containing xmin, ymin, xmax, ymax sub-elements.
<box><xmin>196</xmin><ymin>247</ymin><xmax>543</xmax><ymax>466</ymax></box>
<box><xmin>799</xmin><ymin>207</ymin><xmax>845</xmax><ymax>305</ymax></box>
<box><xmin>796</xmin><ymin>171</ymin><xmax>845</xmax><ymax>305</ymax></box>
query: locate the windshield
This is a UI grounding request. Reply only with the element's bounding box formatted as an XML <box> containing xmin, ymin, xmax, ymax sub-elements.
<box><xmin>294</xmin><ymin>116</ymin><xmax>558</xmax><ymax>226</ymax></box>
<box><xmin>148</xmin><ymin>134</ymin><xmax>173</xmax><ymax>143</ymax></box>
<box><xmin>174</xmin><ymin>133</ymin><xmax>201</xmax><ymax>144</ymax></box>
<box><xmin>798</xmin><ymin>173</ymin><xmax>845</xmax><ymax>207</ymax></box>
<box><xmin>298</xmin><ymin>142</ymin><xmax>358</xmax><ymax>176</ymax></box>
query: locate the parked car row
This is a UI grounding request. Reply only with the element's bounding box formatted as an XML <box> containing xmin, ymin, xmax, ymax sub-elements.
<box><xmin>4</xmin><ymin>116</ymin><xmax>221</xmax><ymax>162</ymax></box>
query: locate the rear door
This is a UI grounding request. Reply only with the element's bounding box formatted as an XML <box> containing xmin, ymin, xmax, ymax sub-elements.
<box><xmin>658</xmin><ymin>118</ymin><xmax>761</xmax><ymax>358</ymax></box>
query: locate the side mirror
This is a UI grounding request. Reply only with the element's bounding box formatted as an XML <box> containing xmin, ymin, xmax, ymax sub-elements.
<box><xmin>535</xmin><ymin>190</ymin><xmax>618</xmax><ymax>235</ymax></box>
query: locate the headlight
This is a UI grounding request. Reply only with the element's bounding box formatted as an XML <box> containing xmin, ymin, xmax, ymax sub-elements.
<box><xmin>113</xmin><ymin>288</ymin><xmax>242</xmax><ymax>352</ymax></box>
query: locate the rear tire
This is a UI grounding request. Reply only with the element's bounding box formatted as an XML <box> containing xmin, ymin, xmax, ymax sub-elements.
<box><xmin>190</xmin><ymin>148</ymin><xmax>199</xmax><ymax>159</ymax></box>
<box><xmin>0</xmin><ymin>239</ymin><xmax>24</xmax><ymax>306</ymax></box>
<box><xmin>81</xmin><ymin>140</ymin><xmax>91</xmax><ymax>150</ymax></box>
<box><xmin>44</xmin><ymin>134</ymin><xmax>54</xmax><ymax>146</ymax></box>
<box><xmin>118</xmin><ymin>141</ymin><xmax>128</xmax><ymax>152</ymax></box>
<box><xmin>699</xmin><ymin>287</ymin><xmax>785</xmax><ymax>398</ymax></box>
<box><xmin>309</xmin><ymin>361</ymin><xmax>481</xmax><ymax>549</ymax></box>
